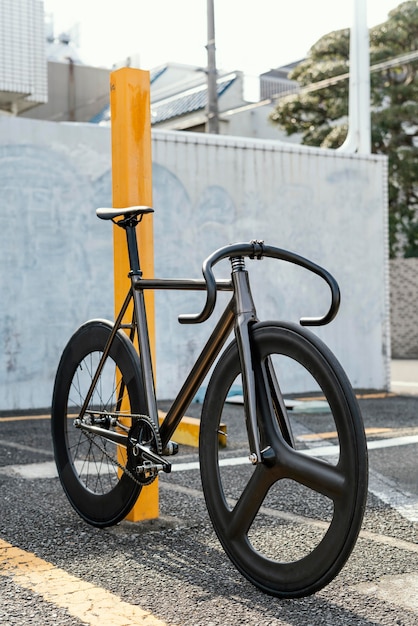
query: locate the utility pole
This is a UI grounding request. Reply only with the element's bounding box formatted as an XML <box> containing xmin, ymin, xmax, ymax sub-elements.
<box><xmin>338</xmin><ymin>0</ymin><xmax>371</xmax><ymax>154</ymax></box>
<box><xmin>206</xmin><ymin>0</ymin><xmax>219</xmax><ymax>133</ymax></box>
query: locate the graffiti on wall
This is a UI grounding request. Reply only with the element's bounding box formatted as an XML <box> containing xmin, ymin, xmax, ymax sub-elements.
<box><xmin>0</xmin><ymin>144</ymin><xmax>113</xmax><ymax>408</ymax></box>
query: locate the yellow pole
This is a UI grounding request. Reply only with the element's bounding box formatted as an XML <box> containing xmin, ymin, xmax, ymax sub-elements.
<box><xmin>110</xmin><ymin>67</ymin><xmax>158</xmax><ymax>521</ymax></box>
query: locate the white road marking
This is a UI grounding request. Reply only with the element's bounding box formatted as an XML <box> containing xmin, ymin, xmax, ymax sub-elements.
<box><xmin>368</xmin><ymin>467</ymin><xmax>418</xmax><ymax>523</ymax></box>
<box><xmin>2</xmin><ymin>432</ymin><xmax>418</xmax><ymax>523</ymax></box>
<box><xmin>367</xmin><ymin>433</ymin><xmax>418</xmax><ymax>449</ymax></box>
<box><xmin>392</xmin><ymin>380</ymin><xmax>418</xmax><ymax>388</ymax></box>
<box><xmin>159</xmin><ymin>481</ymin><xmax>418</xmax><ymax>554</ymax></box>
<box><xmin>350</xmin><ymin>573</ymin><xmax>418</xmax><ymax>613</ymax></box>
<box><xmin>1</xmin><ymin>461</ymin><xmax>58</xmax><ymax>479</ymax></box>
<box><xmin>2</xmin><ymin>433</ymin><xmax>418</xmax><ymax>477</ymax></box>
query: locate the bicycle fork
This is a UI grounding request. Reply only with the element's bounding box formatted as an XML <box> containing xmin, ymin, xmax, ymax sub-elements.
<box><xmin>231</xmin><ymin>256</ymin><xmax>294</xmax><ymax>466</ymax></box>
<box><xmin>230</xmin><ymin>256</ymin><xmax>264</xmax><ymax>464</ymax></box>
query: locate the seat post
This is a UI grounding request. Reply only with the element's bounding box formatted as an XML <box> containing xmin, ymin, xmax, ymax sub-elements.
<box><xmin>123</xmin><ymin>218</ymin><xmax>159</xmax><ymax>429</ymax></box>
<box><xmin>125</xmin><ymin>220</ymin><xmax>142</xmax><ymax>276</ymax></box>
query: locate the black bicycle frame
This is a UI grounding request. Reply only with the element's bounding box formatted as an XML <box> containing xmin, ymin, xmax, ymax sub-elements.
<box><xmin>137</xmin><ymin>286</ymin><xmax>235</xmax><ymax>447</ymax></box>
<box><xmin>79</xmin><ymin>218</ymin><xmax>341</xmax><ymax>464</ymax></box>
<box><xmin>78</xmin><ymin>233</ymin><xmax>268</xmax><ymax>463</ymax></box>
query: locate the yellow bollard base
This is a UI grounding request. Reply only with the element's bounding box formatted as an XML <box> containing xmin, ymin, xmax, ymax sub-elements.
<box><xmin>110</xmin><ymin>68</ymin><xmax>156</xmax><ymax>522</ymax></box>
<box><xmin>125</xmin><ymin>479</ymin><xmax>159</xmax><ymax>522</ymax></box>
<box><xmin>158</xmin><ymin>411</ymin><xmax>227</xmax><ymax>448</ymax></box>
<box><xmin>125</xmin><ymin>414</ymin><xmax>227</xmax><ymax>523</ymax></box>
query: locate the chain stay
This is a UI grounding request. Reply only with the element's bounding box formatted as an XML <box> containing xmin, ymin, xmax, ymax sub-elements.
<box><xmin>83</xmin><ymin>430</ymin><xmax>144</xmax><ymax>486</ymax></box>
<box><xmin>80</xmin><ymin>414</ymin><xmax>169</xmax><ymax>487</ymax></box>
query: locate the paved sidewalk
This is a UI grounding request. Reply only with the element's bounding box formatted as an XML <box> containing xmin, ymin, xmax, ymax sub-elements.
<box><xmin>391</xmin><ymin>359</ymin><xmax>418</xmax><ymax>395</ymax></box>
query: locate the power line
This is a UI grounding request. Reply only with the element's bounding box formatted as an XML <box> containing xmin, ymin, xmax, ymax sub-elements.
<box><xmin>289</xmin><ymin>50</ymin><xmax>418</xmax><ymax>97</ymax></box>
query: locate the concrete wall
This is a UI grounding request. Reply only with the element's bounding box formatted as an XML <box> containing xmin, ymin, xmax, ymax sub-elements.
<box><xmin>390</xmin><ymin>258</ymin><xmax>418</xmax><ymax>358</ymax></box>
<box><xmin>0</xmin><ymin>116</ymin><xmax>389</xmax><ymax>410</ymax></box>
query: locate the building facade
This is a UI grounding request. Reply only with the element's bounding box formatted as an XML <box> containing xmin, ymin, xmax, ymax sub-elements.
<box><xmin>0</xmin><ymin>0</ymin><xmax>47</xmax><ymax>114</ymax></box>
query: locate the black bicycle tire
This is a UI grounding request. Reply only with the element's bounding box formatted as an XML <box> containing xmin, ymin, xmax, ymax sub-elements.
<box><xmin>199</xmin><ymin>321</ymin><xmax>368</xmax><ymax>598</ymax></box>
<box><xmin>51</xmin><ymin>319</ymin><xmax>144</xmax><ymax>527</ymax></box>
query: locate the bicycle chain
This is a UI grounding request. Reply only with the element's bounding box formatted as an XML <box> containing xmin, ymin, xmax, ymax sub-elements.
<box><xmin>82</xmin><ymin>415</ymin><xmax>163</xmax><ymax>487</ymax></box>
<box><xmin>83</xmin><ymin>430</ymin><xmax>144</xmax><ymax>486</ymax></box>
<box><xmin>127</xmin><ymin>416</ymin><xmax>163</xmax><ymax>485</ymax></box>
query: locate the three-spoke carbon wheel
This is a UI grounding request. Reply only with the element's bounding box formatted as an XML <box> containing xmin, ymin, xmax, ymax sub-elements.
<box><xmin>51</xmin><ymin>320</ymin><xmax>145</xmax><ymax>527</ymax></box>
<box><xmin>199</xmin><ymin>321</ymin><xmax>368</xmax><ymax>598</ymax></box>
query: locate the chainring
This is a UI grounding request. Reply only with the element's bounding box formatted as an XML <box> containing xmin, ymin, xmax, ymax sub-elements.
<box><xmin>127</xmin><ymin>415</ymin><xmax>162</xmax><ymax>485</ymax></box>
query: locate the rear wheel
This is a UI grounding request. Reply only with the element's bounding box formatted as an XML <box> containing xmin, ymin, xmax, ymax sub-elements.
<box><xmin>51</xmin><ymin>320</ymin><xmax>144</xmax><ymax>527</ymax></box>
<box><xmin>199</xmin><ymin>321</ymin><xmax>368</xmax><ymax>597</ymax></box>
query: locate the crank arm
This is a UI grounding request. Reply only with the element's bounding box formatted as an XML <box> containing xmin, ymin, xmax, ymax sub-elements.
<box><xmin>132</xmin><ymin>442</ymin><xmax>172</xmax><ymax>474</ymax></box>
<box><xmin>76</xmin><ymin>421</ymin><xmax>172</xmax><ymax>473</ymax></box>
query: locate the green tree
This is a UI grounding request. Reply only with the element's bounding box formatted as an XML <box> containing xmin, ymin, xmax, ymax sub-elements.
<box><xmin>270</xmin><ymin>1</ymin><xmax>418</xmax><ymax>258</ymax></box>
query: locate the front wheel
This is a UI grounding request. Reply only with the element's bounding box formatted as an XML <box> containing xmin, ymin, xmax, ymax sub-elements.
<box><xmin>199</xmin><ymin>321</ymin><xmax>368</xmax><ymax>598</ymax></box>
<box><xmin>51</xmin><ymin>320</ymin><xmax>145</xmax><ymax>527</ymax></box>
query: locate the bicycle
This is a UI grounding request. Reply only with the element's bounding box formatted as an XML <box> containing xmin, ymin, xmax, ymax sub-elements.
<box><xmin>51</xmin><ymin>205</ymin><xmax>368</xmax><ymax>598</ymax></box>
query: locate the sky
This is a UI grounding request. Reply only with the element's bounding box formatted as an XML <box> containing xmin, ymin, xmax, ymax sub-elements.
<box><xmin>44</xmin><ymin>0</ymin><xmax>402</xmax><ymax>79</ymax></box>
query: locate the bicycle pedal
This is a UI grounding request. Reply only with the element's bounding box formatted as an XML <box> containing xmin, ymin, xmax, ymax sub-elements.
<box><xmin>162</xmin><ymin>440</ymin><xmax>179</xmax><ymax>456</ymax></box>
<box><xmin>136</xmin><ymin>460</ymin><xmax>162</xmax><ymax>478</ymax></box>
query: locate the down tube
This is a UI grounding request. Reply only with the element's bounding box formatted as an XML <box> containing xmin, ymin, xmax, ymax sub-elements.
<box><xmin>159</xmin><ymin>301</ymin><xmax>235</xmax><ymax>448</ymax></box>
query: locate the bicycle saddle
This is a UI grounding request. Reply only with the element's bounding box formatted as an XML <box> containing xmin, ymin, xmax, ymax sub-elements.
<box><xmin>96</xmin><ymin>206</ymin><xmax>154</xmax><ymax>220</ymax></box>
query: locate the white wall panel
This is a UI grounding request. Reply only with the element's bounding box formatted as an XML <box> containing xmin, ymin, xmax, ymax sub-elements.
<box><xmin>0</xmin><ymin>117</ymin><xmax>389</xmax><ymax>410</ymax></box>
<box><xmin>152</xmin><ymin>131</ymin><xmax>389</xmax><ymax>398</ymax></box>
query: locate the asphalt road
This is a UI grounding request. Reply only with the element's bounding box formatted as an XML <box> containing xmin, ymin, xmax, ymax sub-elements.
<box><xmin>0</xmin><ymin>376</ymin><xmax>417</xmax><ymax>625</ymax></box>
